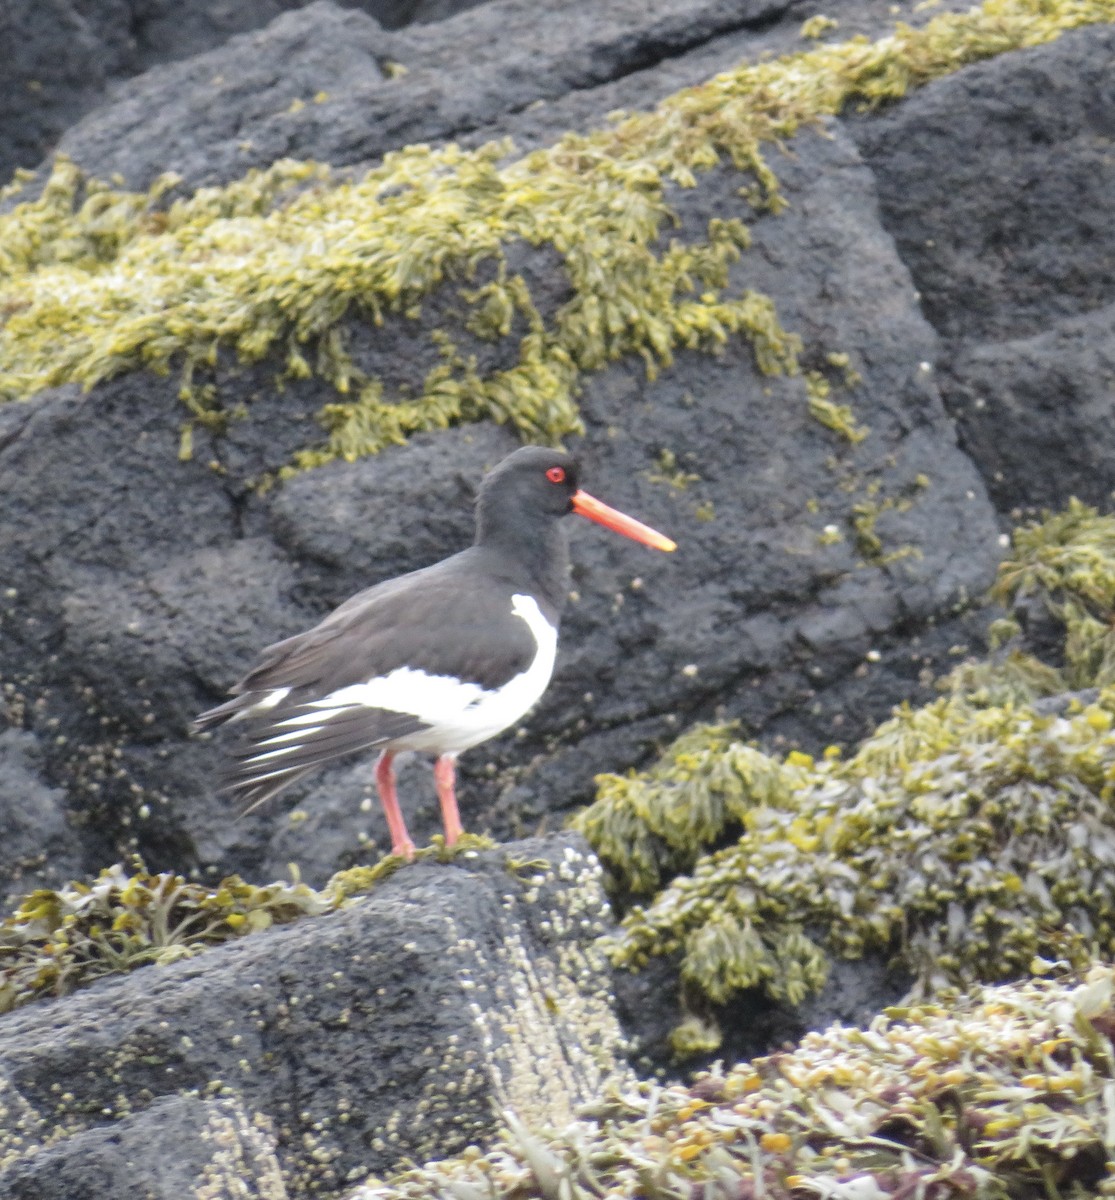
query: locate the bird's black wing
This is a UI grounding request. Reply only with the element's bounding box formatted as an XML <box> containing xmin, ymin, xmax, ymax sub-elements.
<box><xmin>195</xmin><ymin>548</ymin><xmax>545</xmax><ymax>810</ymax></box>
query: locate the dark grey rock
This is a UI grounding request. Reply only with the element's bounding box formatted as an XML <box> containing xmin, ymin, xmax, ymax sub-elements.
<box><xmin>0</xmin><ymin>114</ymin><xmax>1004</xmax><ymax>887</ymax></box>
<box><xmin>0</xmin><ymin>1093</ymin><xmax>282</xmax><ymax>1200</ymax></box>
<box><xmin>847</xmin><ymin>25</ymin><xmax>1115</xmax><ymax>348</ymax></box>
<box><xmin>613</xmin><ymin>949</ymin><xmax>911</xmax><ymax>1074</ymax></box>
<box><xmin>941</xmin><ymin>302</ymin><xmax>1115</xmax><ymax>514</ymax></box>
<box><xmin>0</xmin><ymin>731</ymin><xmax>84</xmax><ymax>911</ymax></box>
<box><xmin>846</xmin><ymin>26</ymin><xmax>1115</xmax><ymax>518</ymax></box>
<box><xmin>0</xmin><ymin>2</ymin><xmax>112</xmax><ymax>186</ymax></box>
<box><xmin>0</xmin><ymin>837</ymin><xmax>627</xmax><ymax>1192</ymax></box>
<box><xmin>50</xmin><ymin>0</ymin><xmax>798</xmax><ymax>191</ymax></box>
<box><xmin>0</xmin><ymin>0</ymin><xmax>492</xmax><ymax>187</ymax></box>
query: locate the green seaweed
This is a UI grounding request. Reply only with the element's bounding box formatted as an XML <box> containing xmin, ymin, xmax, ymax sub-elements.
<box><xmin>0</xmin><ymin>862</ymin><xmax>328</xmax><ymax>1011</ymax></box>
<box><xmin>0</xmin><ymin>0</ymin><xmax>1111</xmax><ymax>470</ymax></box>
<box><xmin>0</xmin><ymin>834</ymin><xmax>495</xmax><ymax>1013</ymax></box>
<box><xmin>994</xmin><ymin>498</ymin><xmax>1115</xmax><ymax>688</ymax></box>
<box><xmin>374</xmin><ymin>965</ymin><xmax>1115</xmax><ymax>1200</ymax></box>
<box><xmin>576</xmin><ymin>690</ymin><xmax>1115</xmax><ymax>1031</ymax></box>
<box><xmin>573</xmin><ymin>499</ymin><xmax>1115</xmax><ymax>1050</ymax></box>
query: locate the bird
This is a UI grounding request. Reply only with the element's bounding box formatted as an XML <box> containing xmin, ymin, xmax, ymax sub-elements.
<box><xmin>193</xmin><ymin>446</ymin><xmax>676</xmax><ymax>859</ymax></box>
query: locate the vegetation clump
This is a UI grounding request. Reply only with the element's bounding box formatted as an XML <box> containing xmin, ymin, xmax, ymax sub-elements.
<box><xmin>0</xmin><ymin>862</ymin><xmax>327</xmax><ymax>1011</ymax></box>
<box><xmin>576</xmin><ymin>691</ymin><xmax>1115</xmax><ymax>1038</ymax></box>
<box><xmin>364</xmin><ymin>965</ymin><xmax>1115</xmax><ymax>1200</ymax></box>
<box><xmin>991</xmin><ymin>497</ymin><xmax>1115</xmax><ymax>690</ymax></box>
<box><xmin>0</xmin><ymin>835</ymin><xmax>491</xmax><ymax>1012</ymax></box>
<box><xmin>0</xmin><ymin>0</ymin><xmax>1111</xmax><ymax>469</ymax></box>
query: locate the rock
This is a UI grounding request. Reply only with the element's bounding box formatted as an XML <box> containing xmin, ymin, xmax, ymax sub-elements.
<box><xmin>49</xmin><ymin>0</ymin><xmax>803</xmax><ymax>191</ymax></box>
<box><xmin>0</xmin><ymin>1093</ymin><xmax>285</xmax><ymax>1200</ymax></box>
<box><xmin>848</xmin><ymin>26</ymin><xmax>1115</xmax><ymax>348</ymax></box>
<box><xmin>0</xmin><ymin>731</ymin><xmax>84</xmax><ymax>911</ymax></box>
<box><xmin>0</xmin><ymin>0</ymin><xmax>491</xmax><ymax>187</ymax></box>
<box><xmin>613</xmin><ymin>949</ymin><xmax>912</xmax><ymax>1073</ymax></box>
<box><xmin>942</xmin><ymin>304</ymin><xmax>1115</xmax><ymax>514</ymax></box>
<box><xmin>0</xmin><ymin>837</ymin><xmax>627</xmax><ymax>1193</ymax></box>
<box><xmin>847</xmin><ymin>25</ymin><xmax>1115</xmax><ymax>514</ymax></box>
<box><xmin>0</xmin><ymin>2</ymin><xmax>113</xmax><ymax>187</ymax></box>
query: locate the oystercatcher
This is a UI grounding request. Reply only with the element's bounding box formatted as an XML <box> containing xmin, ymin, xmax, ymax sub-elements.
<box><xmin>194</xmin><ymin>446</ymin><xmax>675</xmax><ymax>858</ymax></box>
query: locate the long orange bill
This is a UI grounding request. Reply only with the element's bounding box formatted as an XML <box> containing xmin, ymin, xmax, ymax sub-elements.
<box><xmin>571</xmin><ymin>490</ymin><xmax>677</xmax><ymax>552</ymax></box>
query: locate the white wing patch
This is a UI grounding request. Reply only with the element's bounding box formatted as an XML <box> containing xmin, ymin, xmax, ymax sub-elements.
<box><xmin>238</xmin><ymin>686</ymin><xmax>291</xmax><ymax>718</ymax></box>
<box><xmin>246</xmin><ymin>593</ymin><xmax>558</xmax><ymax>760</ymax></box>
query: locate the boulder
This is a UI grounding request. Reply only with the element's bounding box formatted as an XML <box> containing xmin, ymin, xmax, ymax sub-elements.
<box><xmin>0</xmin><ymin>731</ymin><xmax>84</xmax><ymax>911</ymax></box>
<box><xmin>943</xmin><ymin>304</ymin><xmax>1115</xmax><ymax>514</ymax></box>
<box><xmin>848</xmin><ymin>25</ymin><xmax>1115</xmax><ymax>514</ymax></box>
<box><xmin>0</xmin><ymin>0</ymin><xmax>490</xmax><ymax>188</ymax></box>
<box><xmin>0</xmin><ymin>115</ymin><xmax>1004</xmax><ymax>885</ymax></box>
<box><xmin>0</xmin><ymin>837</ymin><xmax>626</xmax><ymax>1194</ymax></box>
<box><xmin>47</xmin><ymin>0</ymin><xmax>822</xmax><ymax>192</ymax></box>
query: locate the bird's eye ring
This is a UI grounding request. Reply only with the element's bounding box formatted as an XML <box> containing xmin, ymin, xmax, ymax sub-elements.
<box><xmin>546</xmin><ymin>466</ymin><xmax>566</xmax><ymax>483</ymax></box>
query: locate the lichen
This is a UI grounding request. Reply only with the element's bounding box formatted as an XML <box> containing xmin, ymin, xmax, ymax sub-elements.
<box><xmin>355</xmin><ymin>965</ymin><xmax>1115</xmax><ymax>1200</ymax></box>
<box><xmin>0</xmin><ymin>0</ymin><xmax>1111</xmax><ymax>470</ymax></box>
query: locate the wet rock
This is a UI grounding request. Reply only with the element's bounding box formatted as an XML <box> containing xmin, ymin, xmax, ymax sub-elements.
<box><xmin>0</xmin><ymin>731</ymin><xmax>83</xmax><ymax>911</ymax></box>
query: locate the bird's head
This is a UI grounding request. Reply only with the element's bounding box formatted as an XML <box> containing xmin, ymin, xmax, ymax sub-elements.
<box><xmin>476</xmin><ymin>446</ymin><xmax>676</xmax><ymax>551</ymax></box>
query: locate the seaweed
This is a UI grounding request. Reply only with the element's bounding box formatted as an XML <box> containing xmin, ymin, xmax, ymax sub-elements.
<box><xmin>364</xmin><ymin>966</ymin><xmax>1115</xmax><ymax>1200</ymax></box>
<box><xmin>0</xmin><ymin>0</ymin><xmax>1110</xmax><ymax>470</ymax></box>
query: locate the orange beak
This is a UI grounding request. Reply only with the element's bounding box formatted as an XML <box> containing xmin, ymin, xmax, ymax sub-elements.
<box><xmin>571</xmin><ymin>490</ymin><xmax>676</xmax><ymax>552</ymax></box>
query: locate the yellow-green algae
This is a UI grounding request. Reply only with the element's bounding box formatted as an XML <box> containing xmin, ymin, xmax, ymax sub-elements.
<box><xmin>361</xmin><ymin>965</ymin><xmax>1115</xmax><ymax>1200</ymax></box>
<box><xmin>580</xmin><ymin>693</ymin><xmax>1115</xmax><ymax>1014</ymax></box>
<box><xmin>993</xmin><ymin>497</ymin><xmax>1115</xmax><ymax>690</ymax></box>
<box><xmin>941</xmin><ymin>500</ymin><xmax>1115</xmax><ymax>706</ymax></box>
<box><xmin>0</xmin><ymin>836</ymin><xmax>490</xmax><ymax>1012</ymax></box>
<box><xmin>1</xmin><ymin>0</ymin><xmax>1112</xmax><ymax>469</ymax></box>
<box><xmin>572</xmin><ymin>501</ymin><xmax>1115</xmax><ymax>1047</ymax></box>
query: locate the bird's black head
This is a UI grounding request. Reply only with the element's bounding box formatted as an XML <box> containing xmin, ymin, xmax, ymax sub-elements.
<box><xmin>475</xmin><ymin>446</ymin><xmax>580</xmax><ymax>537</ymax></box>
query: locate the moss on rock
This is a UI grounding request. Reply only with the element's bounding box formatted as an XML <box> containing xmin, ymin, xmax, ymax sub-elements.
<box><xmin>993</xmin><ymin>498</ymin><xmax>1115</xmax><ymax>689</ymax></box>
<box><xmin>0</xmin><ymin>0</ymin><xmax>1112</xmax><ymax>469</ymax></box>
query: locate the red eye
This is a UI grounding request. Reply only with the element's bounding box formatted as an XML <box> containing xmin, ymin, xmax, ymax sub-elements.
<box><xmin>546</xmin><ymin>466</ymin><xmax>566</xmax><ymax>483</ymax></box>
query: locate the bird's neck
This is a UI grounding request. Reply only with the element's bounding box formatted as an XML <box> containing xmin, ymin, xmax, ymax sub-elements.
<box><xmin>474</xmin><ymin>520</ymin><xmax>570</xmax><ymax>614</ymax></box>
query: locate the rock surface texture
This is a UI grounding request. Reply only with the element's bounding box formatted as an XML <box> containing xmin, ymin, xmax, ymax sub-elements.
<box><xmin>0</xmin><ymin>0</ymin><xmax>488</xmax><ymax>187</ymax></box>
<box><xmin>847</xmin><ymin>25</ymin><xmax>1115</xmax><ymax>515</ymax></box>
<box><xmin>0</xmin><ymin>0</ymin><xmax>1113</xmax><ymax>1193</ymax></box>
<box><xmin>0</xmin><ymin>838</ymin><xmax>623</xmax><ymax>1196</ymax></box>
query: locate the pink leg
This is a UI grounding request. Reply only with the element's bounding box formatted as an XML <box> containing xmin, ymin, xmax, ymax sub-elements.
<box><xmin>375</xmin><ymin>751</ymin><xmax>416</xmax><ymax>860</ymax></box>
<box><xmin>433</xmin><ymin>754</ymin><xmax>463</xmax><ymax>846</ymax></box>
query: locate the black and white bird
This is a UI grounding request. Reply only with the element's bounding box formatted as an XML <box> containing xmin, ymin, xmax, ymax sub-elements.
<box><xmin>194</xmin><ymin>446</ymin><xmax>675</xmax><ymax>858</ymax></box>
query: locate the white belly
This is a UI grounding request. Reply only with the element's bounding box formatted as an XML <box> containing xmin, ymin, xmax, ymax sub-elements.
<box><xmin>305</xmin><ymin>593</ymin><xmax>558</xmax><ymax>755</ymax></box>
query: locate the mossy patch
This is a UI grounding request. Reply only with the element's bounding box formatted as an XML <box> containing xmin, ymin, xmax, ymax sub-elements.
<box><xmin>578</xmin><ymin>691</ymin><xmax>1115</xmax><ymax>1021</ymax></box>
<box><xmin>1</xmin><ymin>0</ymin><xmax>1112</xmax><ymax>471</ymax></box>
<box><xmin>365</xmin><ymin>965</ymin><xmax>1115</xmax><ymax>1200</ymax></box>
<box><xmin>992</xmin><ymin>497</ymin><xmax>1115</xmax><ymax>689</ymax></box>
